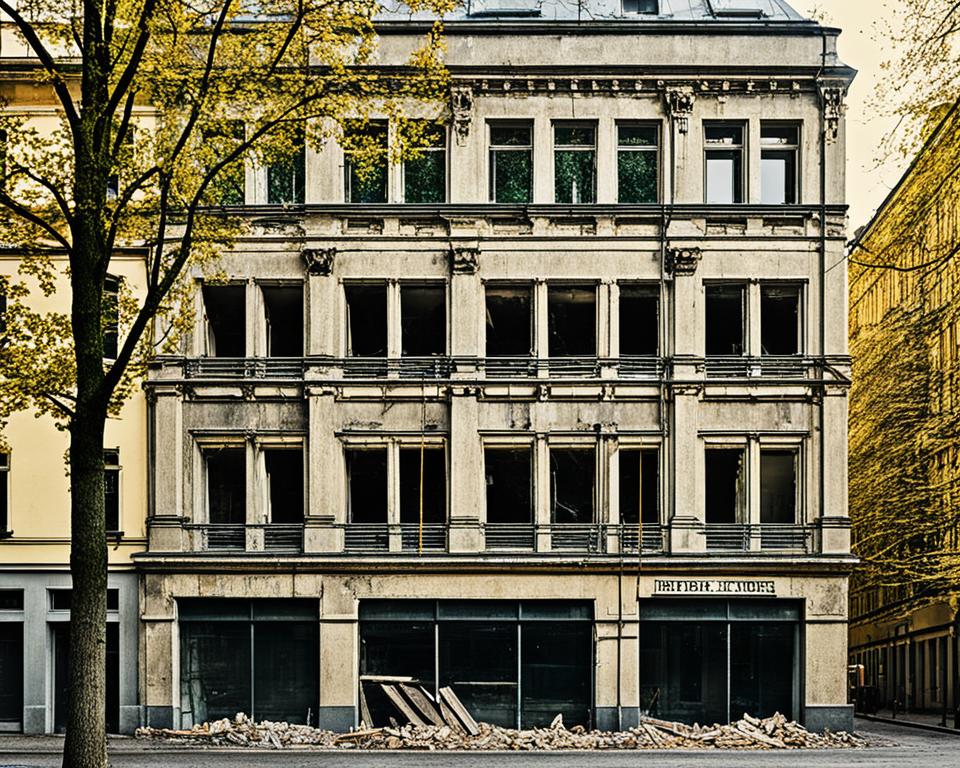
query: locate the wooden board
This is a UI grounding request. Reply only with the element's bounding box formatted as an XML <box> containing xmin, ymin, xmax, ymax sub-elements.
<box><xmin>439</xmin><ymin>687</ymin><xmax>480</xmax><ymax>736</ymax></box>
<box><xmin>400</xmin><ymin>684</ymin><xmax>445</xmax><ymax>727</ymax></box>
<box><xmin>359</xmin><ymin>681</ymin><xmax>374</xmax><ymax>729</ymax></box>
<box><xmin>381</xmin><ymin>684</ymin><xmax>427</xmax><ymax>727</ymax></box>
<box><xmin>439</xmin><ymin>698</ymin><xmax>465</xmax><ymax>733</ymax></box>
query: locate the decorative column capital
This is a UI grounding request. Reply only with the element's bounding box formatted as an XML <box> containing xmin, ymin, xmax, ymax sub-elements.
<box><xmin>819</xmin><ymin>86</ymin><xmax>846</xmax><ymax>145</ymax></box>
<box><xmin>450</xmin><ymin>245</ymin><xmax>480</xmax><ymax>274</ymax></box>
<box><xmin>451</xmin><ymin>84</ymin><xmax>474</xmax><ymax>146</ymax></box>
<box><xmin>664</xmin><ymin>86</ymin><xmax>696</xmax><ymax>134</ymax></box>
<box><xmin>302</xmin><ymin>247</ymin><xmax>336</xmax><ymax>276</ymax></box>
<box><xmin>665</xmin><ymin>246</ymin><xmax>702</xmax><ymax>276</ymax></box>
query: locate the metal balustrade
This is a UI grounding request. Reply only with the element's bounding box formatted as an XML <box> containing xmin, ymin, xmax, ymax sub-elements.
<box><xmin>399</xmin><ymin>524</ymin><xmax>447</xmax><ymax>552</ymax></box>
<box><xmin>485</xmin><ymin>524</ymin><xmax>537</xmax><ymax>550</ymax></box>
<box><xmin>187</xmin><ymin>523</ymin><xmax>305</xmax><ymax>552</ymax></box>
<box><xmin>619</xmin><ymin>524</ymin><xmax>665</xmax><ymax>553</ymax></box>
<box><xmin>705</xmin><ymin>356</ymin><xmax>812</xmax><ymax>379</ymax></box>
<box><xmin>184</xmin><ymin>358</ymin><xmax>305</xmax><ymax>379</ymax></box>
<box><xmin>343</xmin><ymin>524</ymin><xmax>390</xmax><ymax>552</ymax></box>
<box><xmin>705</xmin><ymin>524</ymin><xmax>814</xmax><ymax>553</ymax></box>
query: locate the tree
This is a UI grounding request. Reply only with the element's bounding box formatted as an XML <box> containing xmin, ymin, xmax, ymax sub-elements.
<box><xmin>0</xmin><ymin>1</ymin><xmax>451</xmax><ymax>765</ymax></box>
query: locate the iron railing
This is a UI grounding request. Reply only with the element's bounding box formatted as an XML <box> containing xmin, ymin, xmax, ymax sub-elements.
<box><xmin>704</xmin><ymin>524</ymin><xmax>814</xmax><ymax>553</ymax></box>
<box><xmin>184</xmin><ymin>358</ymin><xmax>305</xmax><ymax>379</ymax></box>
<box><xmin>187</xmin><ymin>523</ymin><xmax>304</xmax><ymax>552</ymax></box>
<box><xmin>342</xmin><ymin>524</ymin><xmax>447</xmax><ymax>552</ymax></box>
<box><xmin>704</xmin><ymin>356</ymin><xmax>812</xmax><ymax>379</ymax></box>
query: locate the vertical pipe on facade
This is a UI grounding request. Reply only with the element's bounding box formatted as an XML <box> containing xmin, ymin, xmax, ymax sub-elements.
<box><xmin>819</xmin><ymin>32</ymin><xmax>828</xmax><ymax>576</ymax></box>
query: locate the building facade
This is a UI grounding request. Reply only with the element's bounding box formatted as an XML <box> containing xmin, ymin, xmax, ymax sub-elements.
<box><xmin>848</xmin><ymin>101</ymin><xmax>960</xmax><ymax>720</ymax></box>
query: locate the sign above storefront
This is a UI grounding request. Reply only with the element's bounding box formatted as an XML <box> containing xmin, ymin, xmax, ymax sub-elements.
<box><xmin>653</xmin><ymin>579</ymin><xmax>776</xmax><ymax>597</ymax></box>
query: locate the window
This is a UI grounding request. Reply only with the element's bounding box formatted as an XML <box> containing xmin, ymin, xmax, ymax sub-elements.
<box><xmin>403</xmin><ymin>123</ymin><xmax>446</xmax><ymax>203</ymax></box>
<box><xmin>202</xmin><ymin>121</ymin><xmax>245</xmax><ymax>206</ymax></box>
<box><xmin>103</xmin><ymin>275</ymin><xmax>119</xmax><ymax>360</ymax></box>
<box><xmin>106</xmin><ymin>127</ymin><xmax>135</xmax><ymax>201</ymax></box>
<box><xmin>550</xmin><ymin>448</ymin><xmax>595</xmax><ymax>524</ymax></box>
<box><xmin>485</xmin><ymin>447</ymin><xmax>533</xmax><ymax>524</ymax></box>
<box><xmin>0</xmin><ymin>453</ymin><xmax>8</xmax><ymax>535</ymax></box>
<box><xmin>346</xmin><ymin>448</ymin><xmax>388</xmax><ymax>523</ymax></box>
<box><xmin>760</xmin><ymin>284</ymin><xmax>801</xmax><ymax>355</ymax></box>
<box><xmin>485</xmin><ymin>284</ymin><xmax>533</xmax><ymax>356</ymax></box>
<box><xmin>548</xmin><ymin>284</ymin><xmax>596</xmax><ymax>357</ymax></box>
<box><xmin>0</xmin><ymin>591</ymin><xmax>22</xmax><ymax>611</ymax></box>
<box><xmin>489</xmin><ymin>123</ymin><xmax>533</xmax><ymax>203</ymax></box>
<box><xmin>618</xmin><ymin>124</ymin><xmax>659</xmax><ymax>203</ymax></box>
<box><xmin>705</xmin><ymin>284</ymin><xmax>745</xmax><ymax>356</ymax></box>
<box><xmin>201</xmin><ymin>284</ymin><xmax>245</xmax><ymax>357</ymax></box>
<box><xmin>622</xmin><ymin>0</ymin><xmax>658</xmax><ymax>12</ymax></box>
<box><xmin>399</xmin><ymin>447</ymin><xmax>446</xmax><ymax>525</ymax></box>
<box><xmin>104</xmin><ymin>449</ymin><xmax>120</xmax><ymax>533</ymax></box>
<box><xmin>50</xmin><ymin>589</ymin><xmax>119</xmax><ymax>611</ymax></box>
<box><xmin>760</xmin><ymin>449</ymin><xmax>797</xmax><ymax>524</ymax></box>
<box><xmin>761</xmin><ymin>124</ymin><xmax>799</xmax><ymax>205</ymax></box>
<box><xmin>400</xmin><ymin>284</ymin><xmax>445</xmax><ymax>357</ymax></box>
<box><xmin>704</xmin><ymin>123</ymin><xmax>744</xmax><ymax>204</ymax></box>
<box><xmin>554</xmin><ymin>123</ymin><xmax>596</xmax><ymax>204</ymax></box>
<box><xmin>205</xmin><ymin>446</ymin><xmax>246</xmax><ymax>524</ymax></box>
<box><xmin>345</xmin><ymin>284</ymin><xmax>387</xmax><ymax>357</ymax></box>
<box><xmin>262</xmin><ymin>284</ymin><xmax>303</xmax><ymax>357</ymax></box>
<box><xmin>704</xmin><ymin>448</ymin><xmax>746</xmax><ymax>524</ymax></box>
<box><xmin>264</xmin><ymin>448</ymin><xmax>304</xmax><ymax>524</ymax></box>
<box><xmin>619</xmin><ymin>284</ymin><xmax>659</xmax><ymax>356</ymax></box>
<box><xmin>344</xmin><ymin>122</ymin><xmax>388</xmax><ymax>204</ymax></box>
<box><xmin>619</xmin><ymin>448</ymin><xmax>659</xmax><ymax>525</ymax></box>
<box><xmin>267</xmin><ymin>126</ymin><xmax>305</xmax><ymax>205</ymax></box>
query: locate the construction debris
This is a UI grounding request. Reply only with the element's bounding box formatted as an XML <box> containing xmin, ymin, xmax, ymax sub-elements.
<box><xmin>137</xmin><ymin>710</ymin><xmax>875</xmax><ymax>751</ymax></box>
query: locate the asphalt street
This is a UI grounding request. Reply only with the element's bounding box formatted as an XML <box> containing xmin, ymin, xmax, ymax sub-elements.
<box><xmin>1</xmin><ymin>721</ymin><xmax>958</xmax><ymax>767</ymax></box>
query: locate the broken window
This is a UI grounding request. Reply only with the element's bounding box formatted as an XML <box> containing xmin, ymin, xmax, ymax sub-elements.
<box><xmin>554</xmin><ymin>123</ymin><xmax>596</xmax><ymax>204</ymax></box>
<box><xmin>760</xmin><ymin>284</ymin><xmax>801</xmax><ymax>355</ymax></box>
<box><xmin>761</xmin><ymin>124</ymin><xmax>799</xmax><ymax>205</ymax></box>
<box><xmin>346</xmin><ymin>448</ymin><xmax>387</xmax><ymax>523</ymax></box>
<box><xmin>548</xmin><ymin>284</ymin><xmax>596</xmax><ymax>357</ymax></box>
<box><xmin>264</xmin><ymin>448</ymin><xmax>304</xmax><ymax>524</ymax></box>
<box><xmin>485</xmin><ymin>447</ymin><xmax>533</xmax><ymax>524</ymax></box>
<box><xmin>619</xmin><ymin>284</ymin><xmax>659</xmax><ymax>356</ymax></box>
<box><xmin>704</xmin><ymin>448</ymin><xmax>746</xmax><ymax>524</ymax></box>
<box><xmin>704</xmin><ymin>123</ymin><xmax>744</xmax><ymax>204</ymax></box>
<box><xmin>400</xmin><ymin>284</ymin><xmax>445</xmax><ymax>356</ymax></box>
<box><xmin>403</xmin><ymin>122</ymin><xmax>446</xmax><ymax>203</ymax></box>
<box><xmin>103</xmin><ymin>275</ymin><xmax>119</xmax><ymax>360</ymax></box>
<box><xmin>267</xmin><ymin>126</ymin><xmax>305</xmax><ymax>205</ymax></box>
<box><xmin>618</xmin><ymin>124</ymin><xmax>659</xmax><ymax>203</ymax></box>
<box><xmin>0</xmin><ymin>453</ymin><xmax>8</xmax><ymax>534</ymax></box>
<box><xmin>489</xmin><ymin>123</ymin><xmax>533</xmax><ymax>203</ymax></box>
<box><xmin>104</xmin><ymin>449</ymin><xmax>120</xmax><ymax>532</ymax></box>
<box><xmin>760</xmin><ymin>450</ymin><xmax>797</xmax><ymax>524</ymax></box>
<box><xmin>344</xmin><ymin>121</ymin><xmax>388</xmax><ymax>204</ymax></box>
<box><xmin>202</xmin><ymin>284</ymin><xmax>246</xmax><ymax>357</ymax></box>
<box><xmin>262</xmin><ymin>284</ymin><xmax>303</xmax><ymax>357</ymax></box>
<box><xmin>704</xmin><ymin>284</ymin><xmax>745</xmax><ymax>356</ymax></box>
<box><xmin>205</xmin><ymin>446</ymin><xmax>245</xmax><ymax>524</ymax></box>
<box><xmin>485</xmin><ymin>285</ymin><xmax>533</xmax><ymax>356</ymax></box>
<box><xmin>399</xmin><ymin>447</ymin><xmax>446</xmax><ymax>524</ymax></box>
<box><xmin>619</xmin><ymin>449</ymin><xmax>659</xmax><ymax>525</ymax></box>
<box><xmin>345</xmin><ymin>284</ymin><xmax>387</xmax><ymax>357</ymax></box>
<box><xmin>550</xmin><ymin>448</ymin><xmax>595</xmax><ymax>524</ymax></box>
<box><xmin>202</xmin><ymin>120</ymin><xmax>245</xmax><ymax>206</ymax></box>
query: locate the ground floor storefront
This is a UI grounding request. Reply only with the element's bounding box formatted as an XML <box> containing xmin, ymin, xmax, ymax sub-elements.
<box><xmin>138</xmin><ymin>569</ymin><xmax>853</xmax><ymax>733</ymax></box>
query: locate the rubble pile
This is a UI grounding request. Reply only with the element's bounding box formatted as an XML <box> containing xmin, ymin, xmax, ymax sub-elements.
<box><xmin>136</xmin><ymin>713</ymin><xmax>339</xmax><ymax>748</ymax></box>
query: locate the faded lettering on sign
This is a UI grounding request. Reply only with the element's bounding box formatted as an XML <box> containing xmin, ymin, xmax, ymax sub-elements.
<box><xmin>653</xmin><ymin>579</ymin><xmax>776</xmax><ymax>596</ymax></box>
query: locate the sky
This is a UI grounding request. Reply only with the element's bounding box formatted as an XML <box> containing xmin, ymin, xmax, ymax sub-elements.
<box><xmin>791</xmin><ymin>1</ymin><xmax>907</xmax><ymax>232</ymax></box>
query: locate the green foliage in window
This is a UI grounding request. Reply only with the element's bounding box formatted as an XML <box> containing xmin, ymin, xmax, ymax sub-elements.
<box><xmin>203</xmin><ymin>120</ymin><xmax>246</xmax><ymax>206</ymax></box>
<box><xmin>618</xmin><ymin>151</ymin><xmax>658</xmax><ymax>203</ymax></box>
<box><xmin>267</xmin><ymin>148</ymin><xmax>305</xmax><ymax>205</ymax></box>
<box><xmin>405</xmin><ymin>151</ymin><xmax>445</xmax><ymax>203</ymax></box>
<box><xmin>493</xmin><ymin>151</ymin><xmax>532</xmax><ymax>203</ymax></box>
<box><xmin>555</xmin><ymin>150</ymin><xmax>595</xmax><ymax>203</ymax></box>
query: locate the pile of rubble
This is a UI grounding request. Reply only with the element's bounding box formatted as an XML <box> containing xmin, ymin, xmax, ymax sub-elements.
<box><xmin>137</xmin><ymin>710</ymin><xmax>871</xmax><ymax>751</ymax></box>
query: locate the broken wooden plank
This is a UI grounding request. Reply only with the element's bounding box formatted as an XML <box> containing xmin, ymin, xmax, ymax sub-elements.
<box><xmin>439</xmin><ymin>697</ymin><xmax>466</xmax><ymax>733</ymax></box>
<box><xmin>400</xmin><ymin>684</ymin><xmax>445</xmax><ymax>727</ymax></box>
<box><xmin>381</xmin><ymin>684</ymin><xmax>427</xmax><ymax>727</ymax></box>
<box><xmin>360</xmin><ymin>675</ymin><xmax>416</xmax><ymax>683</ymax></box>
<box><xmin>358</xmin><ymin>681</ymin><xmax>374</xmax><ymax>729</ymax></box>
<box><xmin>439</xmin><ymin>687</ymin><xmax>480</xmax><ymax>736</ymax></box>
<box><xmin>334</xmin><ymin>728</ymin><xmax>383</xmax><ymax>742</ymax></box>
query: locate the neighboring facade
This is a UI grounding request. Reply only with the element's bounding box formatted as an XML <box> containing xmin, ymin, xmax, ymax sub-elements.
<box><xmin>848</xmin><ymin>102</ymin><xmax>960</xmax><ymax>719</ymax></box>
<box><xmin>137</xmin><ymin>0</ymin><xmax>857</xmax><ymax>734</ymax></box>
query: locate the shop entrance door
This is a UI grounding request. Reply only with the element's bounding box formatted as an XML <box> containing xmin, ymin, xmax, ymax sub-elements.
<box><xmin>0</xmin><ymin>623</ymin><xmax>23</xmax><ymax>729</ymax></box>
<box><xmin>53</xmin><ymin>622</ymin><xmax>120</xmax><ymax>733</ymax></box>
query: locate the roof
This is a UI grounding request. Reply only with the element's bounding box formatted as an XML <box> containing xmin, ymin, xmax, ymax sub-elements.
<box><xmin>376</xmin><ymin>0</ymin><xmax>810</xmax><ymax>24</ymax></box>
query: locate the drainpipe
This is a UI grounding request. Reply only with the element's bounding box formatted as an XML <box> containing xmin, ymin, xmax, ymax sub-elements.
<box><xmin>953</xmin><ymin>612</ymin><xmax>959</xmax><ymax>729</ymax></box>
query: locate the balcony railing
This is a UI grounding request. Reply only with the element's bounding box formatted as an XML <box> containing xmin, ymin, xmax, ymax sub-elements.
<box><xmin>184</xmin><ymin>357</ymin><xmax>304</xmax><ymax>379</ymax></box>
<box><xmin>342</xmin><ymin>523</ymin><xmax>447</xmax><ymax>553</ymax></box>
<box><xmin>704</xmin><ymin>524</ymin><xmax>814</xmax><ymax>553</ymax></box>
<box><xmin>186</xmin><ymin>523</ymin><xmax>305</xmax><ymax>552</ymax></box>
<box><xmin>704</xmin><ymin>356</ymin><xmax>812</xmax><ymax>379</ymax></box>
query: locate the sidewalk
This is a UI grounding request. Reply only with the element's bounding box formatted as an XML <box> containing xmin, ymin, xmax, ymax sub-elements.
<box><xmin>857</xmin><ymin>708</ymin><xmax>960</xmax><ymax>734</ymax></box>
<box><xmin>0</xmin><ymin>734</ymin><xmax>215</xmax><ymax>754</ymax></box>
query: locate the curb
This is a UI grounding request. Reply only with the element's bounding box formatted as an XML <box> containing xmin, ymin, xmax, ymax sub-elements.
<box><xmin>856</xmin><ymin>713</ymin><xmax>960</xmax><ymax>736</ymax></box>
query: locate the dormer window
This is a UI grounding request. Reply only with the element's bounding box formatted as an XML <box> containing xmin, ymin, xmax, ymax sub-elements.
<box><xmin>623</xmin><ymin>0</ymin><xmax>658</xmax><ymax>13</ymax></box>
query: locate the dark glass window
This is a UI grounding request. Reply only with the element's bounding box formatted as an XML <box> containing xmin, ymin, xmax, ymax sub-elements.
<box><xmin>403</xmin><ymin>123</ymin><xmax>446</xmax><ymax>203</ymax></box>
<box><xmin>262</xmin><ymin>284</ymin><xmax>304</xmax><ymax>357</ymax></box>
<box><xmin>400</xmin><ymin>284</ymin><xmax>445</xmax><ymax>356</ymax></box>
<box><xmin>550</xmin><ymin>448</ymin><xmax>595</xmax><ymax>524</ymax></box>
<box><xmin>104</xmin><ymin>449</ymin><xmax>120</xmax><ymax>532</ymax></box>
<box><xmin>345</xmin><ymin>284</ymin><xmax>387</xmax><ymax>357</ymax></box>
<box><xmin>264</xmin><ymin>448</ymin><xmax>304</xmax><ymax>524</ymax></box>
<box><xmin>103</xmin><ymin>275</ymin><xmax>119</xmax><ymax>360</ymax></box>
<box><xmin>760</xmin><ymin>450</ymin><xmax>797</xmax><ymax>524</ymax></box>
<box><xmin>705</xmin><ymin>284</ymin><xmax>745</xmax><ymax>356</ymax></box>
<box><xmin>554</xmin><ymin>124</ymin><xmax>596</xmax><ymax>204</ymax></box>
<box><xmin>760</xmin><ymin>284</ymin><xmax>801</xmax><ymax>355</ymax></box>
<box><xmin>50</xmin><ymin>589</ymin><xmax>119</xmax><ymax>611</ymax></box>
<box><xmin>344</xmin><ymin>122</ymin><xmax>388</xmax><ymax>204</ymax></box>
<box><xmin>205</xmin><ymin>447</ymin><xmax>246</xmax><ymax>524</ymax></box>
<box><xmin>399</xmin><ymin>447</ymin><xmax>446</xmax><ymax>524</ymax></box>
<box><xmin>0</xmin><ymin>622</ymin><xmax>22</xmax><ymax>724</ymax></box>
<box><xmin>619</xmin><ymin>449</ymin><xmax>659</xmax><ymax>525</ymax></box>
<box><xmin>622</xmin><ymin>0</ymin><xmax>658</xmax><ymax>12</ymax></box>
<box><xmin>201</xmin><ymin>284</ymin><xmax>246</xmax><ymax>358</ymax></box>
<box><xmin>440</xmin><ymin>621</ymin><xmax>518</xmax><ymax>727</ymax></box>
<box><xmin>0</xmin><ymin>590</ymin><xmax>23</xmax><ymax>611</ymax></box>
<box><xmin>761</xmin><ymin>124</ymin><xmax>799</xmax><ymax>205</ymax></box>
<box><xmin>485</xmin><ymin>285</ymin><xmax>533</xmax><ymax>357</ymax></box>
<box><xmin>705</xmin><ymin>448</ymin><xmax>746</xmax><ymax>524</ymax></box>
<box><xmin>347</xmin><ymin>448</ymin><xmax>387</xmax><ymax>524</ymax></box>
<box><xmin>267</xmin><ymin>127</ymin><xmax>305</xmax><ymax>205</ymax></box>
<box><xmin>619</xmin><ymin>284</ymin><xmax>659</xmax><ymax>355</ymax></box>
<box><xmin>618</xmin><ymin>124</ymin><xmax>659</xmax><ymax>203</ymax></box>
<box><xmin>729</xmin><ymin>623</ymin><xmax>795</xmax><ymax>721</ymax></box>
<box><xmin>548</xmin><ymin>285</ymin><xmax>596</xmax><ymax>357</ymax></box>
<box><xmin>490</xmin><ymin>123</ymin><xmax>533</xmax><ymax>203</ymax></box>
<box><xmin>704</xmin><ymin>123</ymin><xmax>744</xmax><ymax>204</ymax></box>
<box><xmin>202</xmin><ymin>121</ymin><xmax>245</xmax><ymax>206</ymax></box>
<box><xmin>485</xmin><ymin>448</ymin><xmax>533</xmax><ymax>524</ymax></box>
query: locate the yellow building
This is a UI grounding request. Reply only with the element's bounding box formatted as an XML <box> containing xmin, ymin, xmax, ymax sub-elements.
<box><xmin>848</xmin><ymin>100</ymin><xmax>960</xmax><ymax>719</ymax></box>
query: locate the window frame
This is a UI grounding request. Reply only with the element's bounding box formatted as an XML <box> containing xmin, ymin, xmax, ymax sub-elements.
<box><xmin>703</xmin><ymin>121</ymin><xmax>746</xmax><ymax>205</ymax></box>
<box><xmin>759</xmin><ymin>281</ymin><xmax>805</xmax><ymax>356</ymax></box>
<box><xmin>616</xmin><ymin>121</ymin><xmax>661</xmax><ymax>204</ymax></box>
<box><xmin>553</xmin><ymin>121</ymin><xmax>597</xmax><ymax>204</ymax></box>
<box><xmin>703</xmin><ymin>281</ymin><xmax>747</xmax><ymax>357</ymax></box>
<box><xmin>104</xmin><ymin>448</ymin><xmax>121</xmax><ymax>535</ymax></box>
<box><xmin>759</xmin><ymin>445</ymin><xmax>801</xmax><ymax>526</ymax></box>
<box><xmin>484</xmin><ymin>281</ymin><xmax>535</xmax><ymax>358</ymax></box>
<box><xmin>618</xmin><ymin>281</ymin><xmax>661</xmax><ymax>356</ymax></box>
<box><xmin>488</xmin><ymin>121</ymin><xmax>534</xmax><ymax>204</ymax></box>
<box><xmin>760</xmin><ymin>122</ymin><xmax>801</xmax><ymax>206</ymax></box>
<box><xmin>103</xmin><ymin>274</ymin><xmax>120</xmax><ymax>361</ymax></box>
<box><xmin>547</xmin><ymin>442</ymin><xmax>598</xmax><ymax>525</ymax></box>
<box><xmin>343</xmin><ymin>121</ymin><xmax>389</xmax><ymax>204</ymax></box>
<box><xmin>401</xmin><ymin>123</ymin><xmax>448</xmax><ymax>204</ymax></box>
<box><xmin>0</xmin><ymin>452</ymin><xmax>9</xmax><ymax>537</ymax></box>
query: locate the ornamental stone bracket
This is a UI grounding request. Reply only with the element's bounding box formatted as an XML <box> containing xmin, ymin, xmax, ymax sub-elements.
<box><xmin>302</xmin><ymin>247</ymin><xmax>336</xmax><ymax>276</ymax></box>
<box><xmin>665</xmin><ymin>247</ymin><xmax>702</xmax><ymax>276</ymax></box>
<box><xmin>819</xmin><ymin>86</ymin><xmax>846</xmax><ymax>145</ymax></box>
<box><xmin>451</xmin><ymin>84</ymin><xmax>474</xmax><ymax>146</ymax></box>
<box><xmin>449</xmin><ymin>246</ymin><xmax>480</xmax><ymax>274</ymax></box>
<box><xmin>664</xmin><ymin>87</ymin><xmax>696</xmax><ymax>134</ymax></box>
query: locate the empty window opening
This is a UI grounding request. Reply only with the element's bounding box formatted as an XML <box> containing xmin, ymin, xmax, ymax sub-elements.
<box><xmin>760</xmin><ymin>285</ymin><xmax>801</xmax><ymax>355</ymax></box>
<box><xmin>486</xmin><ymin>285</ymin><xmax>533</xmax><ymax>356</ymax></box>
<box><xmin>401</xmin><ymin>284</ymin><xmax>445</xmax><ymax>356</ymax></box>
<box><xmin>344</xmin><ymin>122</ymin><xmax>388</xmax><ymax>204</ymax></box>
<box><xmin>262</xmin><ymin>285</ymin><xmax>303</xmax><ymax>357</ymax></box>
<box><xmin>620</xmin><ymin>284</ymin><xmax>660</xmax><ymax>356</ymax></box>
<box><xmin>206</xmin><ymin>446</ymin><xmax>246</xmax><ymax>524</ymax></box>
<box><xmin>347</xmin><ymin>448</ymin><xmax>388</xmax><ymax>524</ymax></box>
<box><xmin>761</xmin><ymin>124</ymin><xmax>799</xmax><ymax>205</ymax></box>
<box><xmin>399</xmin><ymin>447</ymin><xmax>446</xmax><ymax>524</ymax></box>
<box><xmin>345</xmin><ymin>284</ymin><xmax>387</xmax><ymax>357</ymax></box>
<box><xmin>554</xmin><ymin>123</ymin><xmax>596</xmax><ymax>204</ymax></box>
<box><xmin>619</xmin><ymin>449</ymin><xmax>659</xmax><ymax>525</ymax></box>
<box><xmin>705</xmin><ymin>284</ymin><xmax>745</xmax><ymax>356</ymax></box>
<box><xmin>490</xmin><ymin>123</ymin><xmax>533</xmax><ymax>203</ymax></box>
<box><xmin>485</xmin><ymin>448</ymin><xmax>533</xmax><ymax>524</ymax></box>
<box><xmin>104</xmin><ymin>449</ymin><xmax>120</xmax><ymax>532</ymax></box>
<box><xmin>267</xmin><ymin>126</ymin><xmax>305</xmax><ymax>205</ymax></box>
<box><xmin>760</xmin><ymin>450</ymin><xmax>797</xmax><ymax>524</ymax></box>
<box><xmin>548</xmin><ymin>285</ymin><xmax>596</xmax><ymax>357</ymax></box>
<box><xmin>704</xmin><ymin>123</ymin><xmax>744</xmax><ymax>204</ymax></box>
<box><xmin>265</xmin><ymin>448</ymin><xmax>304</xmax><ymax>524</ymax></box>
<box><xmin>618</xmin><ymin>124</ymin><xmax>659</xmax><ymax>203</ymax></box>
<box><xmin>103</xmin><ymin>275</ymin><xmax>120</xmax><ymax>360</ymax></box>
<box><xmin>705</xmin><ymin>448</ymin><xmax>746</xmax><ymax>524</ymax></box>
<box><xmin>202</xmin><ymin>284</ymin><xmax>246</xmax><ymax>357</ymax></box>
<box><xmin>550</xmin><ymin>448</ymin><xmax>595</xmax><ymax>524</ymax></box>
<box><xmin>403</xmin><ymin>122</ymin><xmax>447</xmax><ymax>204</ymax></box>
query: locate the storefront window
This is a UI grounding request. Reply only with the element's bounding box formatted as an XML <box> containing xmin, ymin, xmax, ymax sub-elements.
<box><xmin>0</xmin><ymin>622</ymin><xmax>22</xmax><ymax>726</ymax></box>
